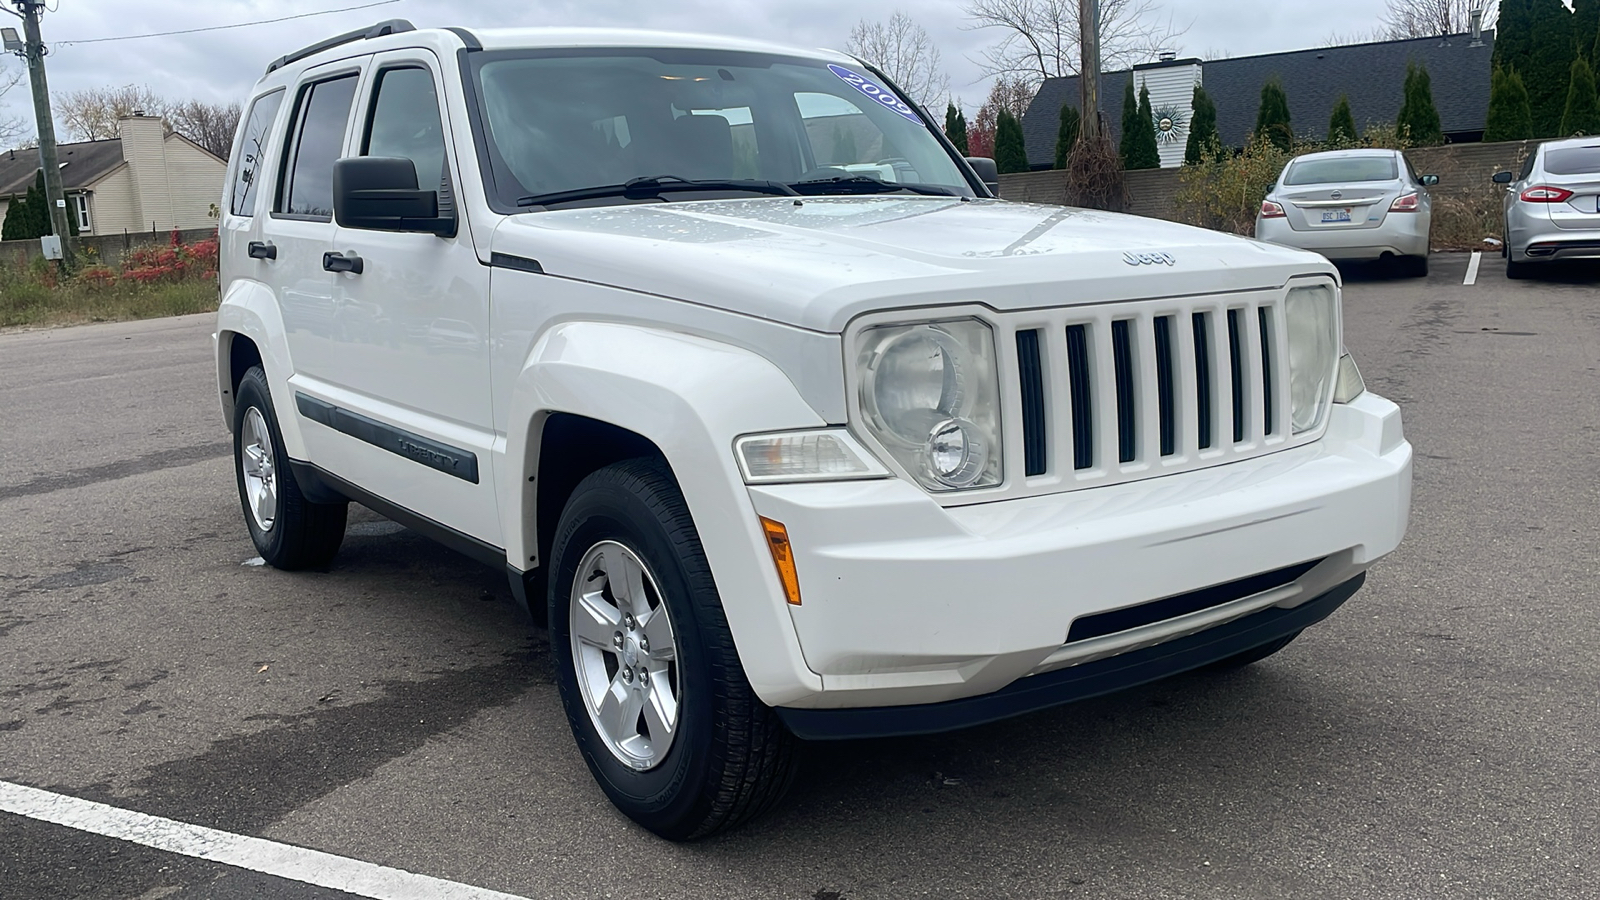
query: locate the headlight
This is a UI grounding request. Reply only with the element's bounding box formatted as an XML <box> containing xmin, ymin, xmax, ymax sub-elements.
<box><xmin>857</xmin><ymin>319</ymin><xmax>1003</xmax><ymax>491</ymax></box>
<box><xmin>1285</xmin><ymin>285</ymin><xmax>1339</xmax><ymax>433</ymax></box>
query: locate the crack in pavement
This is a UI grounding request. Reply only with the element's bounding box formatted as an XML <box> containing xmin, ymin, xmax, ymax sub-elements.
<box><xmin>0</xmin><ymin>441</ymin><xmax>231</xmax><ymax>502</ymax></box>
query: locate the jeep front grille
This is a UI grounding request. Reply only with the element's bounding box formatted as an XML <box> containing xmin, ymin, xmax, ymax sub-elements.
<box><xmin>1002</xmin><ymin>292</ymin><xmax>1302</xmax><ymax>498</ymax></box>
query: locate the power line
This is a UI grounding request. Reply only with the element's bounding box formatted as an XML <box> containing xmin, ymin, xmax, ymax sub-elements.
<box><xmin>56</xmin><ymin>0</ymin><xmax>401</xmax><ymax>47</ymax></box>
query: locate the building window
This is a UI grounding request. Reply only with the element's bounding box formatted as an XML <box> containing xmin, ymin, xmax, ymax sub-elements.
<box><xmin>73</xmin><ymin>194</ymin><xmax>90</xmax><ymax>232</ymax></box>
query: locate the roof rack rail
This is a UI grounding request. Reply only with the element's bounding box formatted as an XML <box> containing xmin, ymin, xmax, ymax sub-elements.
<box><xmin>265</xmin><ymin>19</ymin><xmax>416</xmax><ymax>75</ymax></box>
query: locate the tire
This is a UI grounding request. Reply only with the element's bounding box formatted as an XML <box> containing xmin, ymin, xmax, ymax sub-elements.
<box><xmin>1405</xmin><ymin>254</ymin><xmax>1430</xmax><ymax>278</ymax></box>
<box><xmin>1505</xmin><ymin>258</ymin><xmax>1531</xmax><ymax>280</ymax></box>
<box><xmin>548</xmin><ymin>458</ymin><xmax>798</xmax><ymax>840</ymax></box>
<box><xmin>1204</xmin><ymin>629</ymin><xmax>1302</xmax><ymax>672</ymax></box>
<box><xmin>232</xmin><ymin>366</ymin><xmax>347</xmax><ymax>570</ymax></box>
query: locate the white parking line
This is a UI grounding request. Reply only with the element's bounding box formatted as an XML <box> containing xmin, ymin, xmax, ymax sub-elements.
<box><xmin>1464</xmin><ymin>250</ymin><xmax>1482</xmax><ymax>285</ymax></box>
<box><xmin>0</xmin><ymin>780</ymin><xmax>532</xmax><ymax>900</ymax></box>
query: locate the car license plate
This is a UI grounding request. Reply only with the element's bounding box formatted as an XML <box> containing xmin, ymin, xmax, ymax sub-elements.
<box><xmin>1321</xmin><ymin>209</ymin><xmax>1353</xmax><ymax>223</ymax></box>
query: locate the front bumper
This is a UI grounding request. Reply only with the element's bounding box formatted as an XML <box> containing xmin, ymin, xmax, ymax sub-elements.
<box><xmin>778</xmin><ymin>573</ymin><xmax>1364</xmax><ymax>740</ymax></box>
<box><xmin>1256</xmin><ymin>215</ymin><xmax>1429</xmax><ymax>260</ymax></box>
<box><xmin>746</xmin><ymin>393</ymin><xmax>1410</xmax><ymax>713</ymax></box>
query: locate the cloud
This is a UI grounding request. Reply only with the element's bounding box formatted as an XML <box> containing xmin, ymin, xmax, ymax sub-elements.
<box><xmin>4</xmin><ymin>0</ymin><xmax>1395</xmax><ymax>144</ymax></box>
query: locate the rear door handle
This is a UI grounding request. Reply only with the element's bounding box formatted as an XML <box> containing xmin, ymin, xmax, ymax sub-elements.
<box><xmin>322</xmin><ymin>252</ymin><xmax>364</xmax><ymax>275</ymax></box>
<box><xmin>247</xmin><ymin>241</ymin><xmax>276</xmax><ymax>260</ymax></box>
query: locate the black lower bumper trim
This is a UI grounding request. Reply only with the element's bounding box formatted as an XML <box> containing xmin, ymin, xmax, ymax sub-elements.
<box><xmin>776</xmin><ymin>573</ymin><xmax>1365</xmax><ymax>741</ymax></box>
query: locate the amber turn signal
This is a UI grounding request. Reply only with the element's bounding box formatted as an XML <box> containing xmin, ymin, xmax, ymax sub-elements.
<box><xmin>759</xmin><ymin>516</ymin><xmax>802</xmax><ymax>605</ymax></box>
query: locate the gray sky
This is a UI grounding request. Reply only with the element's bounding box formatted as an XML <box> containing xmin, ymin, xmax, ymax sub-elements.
<box><xmin>3</xmin><ymin>0</ymin><xmax>1405</xmax><ymax>138</ymax></box>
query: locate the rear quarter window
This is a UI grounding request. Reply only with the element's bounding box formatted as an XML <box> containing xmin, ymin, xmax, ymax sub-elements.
<box><xmin>229</xmin><ymin>89</ymin><xmax>285</xmax><ymax>217</ymax></box>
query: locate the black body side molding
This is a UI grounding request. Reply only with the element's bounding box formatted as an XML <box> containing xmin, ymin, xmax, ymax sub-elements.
<box><xmin>295</xmin><ymin>393</ymin><xmax>479</xmax><ymax>483</ymax></box>
<box><xmin>287</xmin><ymin>460</ymin><xmax>502</xmax><ymax>568</ymax></box>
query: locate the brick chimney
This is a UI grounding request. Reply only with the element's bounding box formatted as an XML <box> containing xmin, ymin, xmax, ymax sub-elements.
<box><xmin>118</xmin><ymin>114</ymin><xmax>175</xmax><ymax>231</ymax></box>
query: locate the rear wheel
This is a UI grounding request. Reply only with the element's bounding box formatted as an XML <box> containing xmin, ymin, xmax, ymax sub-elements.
<box><xmin>1205</xmin><ymin>629</ymin><xmax>1302</xmax><ymax>672</ymax></box>
<box><xmin>232</xmin><ymin>366</ymin><xmax>347</xmax><ymax>569</ymax></box>
<box><xmin>1404</xmin><ymin>254</ymin><xmax>1430</xmax><ymax>278</ymax></box>
<box><xmin>1506</xmin><ymin>258</ymin><xmax>1531</xmax><ymax>279</ymax></box>
<box><xmin>548</xmin><ymin>458</ymin><xmax>798</xmax><ymax>840</ymax></box>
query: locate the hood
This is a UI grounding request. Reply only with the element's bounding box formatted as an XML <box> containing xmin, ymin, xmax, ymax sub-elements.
<box><xmin>491</xmin><ymin>197</ymin><xmax>1332</xmax><ymax>333</ymax></box>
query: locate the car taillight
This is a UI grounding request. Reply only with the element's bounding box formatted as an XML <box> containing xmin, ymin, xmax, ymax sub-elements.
<box><xmin>1520</xmin><ymin>185</ymin><xmax>1574</xmax><ymax>203</ymax></box>
<box><xmin>1389</xmin><ymin>192</ymin><xmax>1420</xmax><ymax>212</ymax></box>
<box><xmin>1260</xmin><ymin>200</ymin><xmax>1286</xmax><ymax>219</ymax></box>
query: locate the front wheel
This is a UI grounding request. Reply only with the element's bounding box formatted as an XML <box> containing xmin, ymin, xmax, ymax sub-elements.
<box><xmin>548</xmin><ymin>458</ymin><xmax>797</xmax><ymax>840</ymax></box>
<box><xmin>232</xmin><ymin>366</ymin><xmax>347</xmax><ymax>569</ymax></box>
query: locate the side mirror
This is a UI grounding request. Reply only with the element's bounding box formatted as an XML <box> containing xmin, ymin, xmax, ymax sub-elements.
<box><xmin>1420</xmin><ymin>174</ymin><xmax>1440</xmax><ymax>186</ymax></box>
<box><xmin>1491</xmin><ymin>171</ymin><xmax>1514</xmax><ymax>184</ymax></box>
<box><xmin>965</xmin><ymin>156</ymin><xmax>1000</xmax><ymax>196</ymax></box>
<box><xmin>333</xmin><ymin>157</ymin><xmax>456</xmax><ymax>236</ymax></box>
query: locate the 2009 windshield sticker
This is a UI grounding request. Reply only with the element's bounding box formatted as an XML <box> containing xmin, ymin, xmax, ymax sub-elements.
<box><xmin>828</xmin><ymin>64</ymin><xmax>922</xmax><ymax>123</ymax></box>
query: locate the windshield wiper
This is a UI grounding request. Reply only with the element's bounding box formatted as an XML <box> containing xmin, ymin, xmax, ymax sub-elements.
<box><xmin>791</xmin><ymin>175</ymin><xmax>956</xmax><ymax>197</ymax></box>
<box><xmin>517</xmin><ymin>175</ymin><xmax>798</xmax><ymax>208</ymax></box>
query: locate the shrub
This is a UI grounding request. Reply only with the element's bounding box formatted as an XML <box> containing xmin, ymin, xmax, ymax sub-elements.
<box><xmin>1328</xmin><ymin>96</ymin><xmax>1359</xmax><ymax>146</ymax></box>
<box><xmin>1398</xmin><ymin>63</ymin><xmax>1445</xmax><ymax>146</ymax></box>
<box><xmin>994</xmin><ymin>109</ymin><xmax>1029</xmax><ymax>174</ymax></box>
<box><xmin>1561</xmin><ymin>56</ymin><xmax>1600</xmax><ymax>135</ymax></box>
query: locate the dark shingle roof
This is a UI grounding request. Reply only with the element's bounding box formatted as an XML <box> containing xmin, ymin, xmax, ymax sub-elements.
<box><xmin>1022</xmin><ymin>31</ymin><xmax>1496</xmax><ymax>168</ymax></box>
<box><xmin>0</xmin><ymin>139</ymin><xmax>127</xmax><ymax>197</ymax></box>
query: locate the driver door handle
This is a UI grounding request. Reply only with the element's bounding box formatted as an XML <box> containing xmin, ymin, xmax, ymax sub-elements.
<box><xmin>247</xmin><ymin>241</ymin><xmax>276</xmax><ymax>260</ymax></box>
<box><xmin>323</xmin><ymin>252</ymin><xmax>364</xmax><ymax>275</ymax></box>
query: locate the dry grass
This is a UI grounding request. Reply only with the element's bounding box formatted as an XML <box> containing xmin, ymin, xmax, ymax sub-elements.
<box><xmin>1430</xmin><ymin>189</ymin><xmax>1504</xmax><ymax>252</ymax></box>
<box><xmin>0</xmin><ymin>273</ymin><xmax>218</xmax><ymax>330</ymax></box>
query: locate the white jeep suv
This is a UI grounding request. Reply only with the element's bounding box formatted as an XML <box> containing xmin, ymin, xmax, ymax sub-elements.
<box><xmin>216</xmin><ymin>20</ymin><xmax>1412</xmax><ymax>839</ymax></box>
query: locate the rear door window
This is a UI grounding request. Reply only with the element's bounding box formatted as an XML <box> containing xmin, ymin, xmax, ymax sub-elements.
<box><xmin>277</xmin><ymin>75</ymin><xmax>359</xmax><ymax>219</ymax></box>
<box><xmin>1544</xmin><ymin>146</ymin><xmax>1600</xmax><ymax>176</ymax></box>
<box><xmin>230</xmin><ymin>89</ymin><xmax>285</xmax><ymax>216</ymax></box>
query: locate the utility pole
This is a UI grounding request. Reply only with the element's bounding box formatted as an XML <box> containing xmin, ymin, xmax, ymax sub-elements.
<box><xmin>1078</xmin><ymin>0</ymin><xmax>1102</xmax><ymax>140</ymax></box>
<box><xmin>6</xmin><ymin>0</ymin><xmax>73</xmax><ymax>268</ymax></box>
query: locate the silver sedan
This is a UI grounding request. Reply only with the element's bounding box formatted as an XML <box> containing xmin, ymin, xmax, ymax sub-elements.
<box><xmin>1255</xmin><ymin>149</ymin><xmax>1436</xmax><ymax>277</ymax></box>
<box><xmin>1494</xmin><ymin>137</ymin><xmax>1600</xmax><ymax>279</ymax></box>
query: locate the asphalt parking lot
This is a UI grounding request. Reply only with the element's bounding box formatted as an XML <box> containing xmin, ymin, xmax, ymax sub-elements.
<box><xmin>2</xmin><ymin>252</ymin><xmax>1597</xmax><ymax>900</ymax></box>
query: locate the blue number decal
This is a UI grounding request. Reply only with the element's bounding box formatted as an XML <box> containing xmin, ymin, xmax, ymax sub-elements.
<box><xmin>827</xmin><ymin>64</ymin><xmax>922</xmax><ymax>123</ymax></box>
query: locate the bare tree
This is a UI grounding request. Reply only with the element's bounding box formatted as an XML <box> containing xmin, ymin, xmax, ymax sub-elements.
<box><xmin>167</xmin><ymin>100</ymin><xmax>242</xmax><ymax>159</ymax></box>
<box><xmin>963</xmin><ymin>0</ymin><xmax>1187</xmax><ymax>86</ymax></box>
<box><xmin>968</xmin><ymin>75</ymin><xmax>1035</xmax><ymax>157</ymax></box>
<box><xmin>58</xmin><ymin>85</ymin><xmax>169</xmax><ymax>141</ymax></box>
<box><xmin>844</xmin><ymin>11</ymin><xmax>951</xmax><ymax>111</ymax></box>
<box><xmin>1382</xmin><ymin>0</ymin><xmax>1498</xmax><ymax>39</ymax></box>
<box><xmin>0</xmin><ymin>66</ymin><xmax>29</xmax><ymax>148</ymax></box>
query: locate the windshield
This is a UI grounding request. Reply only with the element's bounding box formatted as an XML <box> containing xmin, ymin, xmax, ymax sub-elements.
<box><xmin>1284</xmin><ymin>156</ymin><xmax>1399</xmax><ymax>186</ymax></box>
<box><xmin>1545</xmin><ymin>145</ymin><xmax>1600</xmax><ymax>176</ymax></box>
<box><xmin>467</xmin><ymin>48</ymin><xmax>975</xmax><ymax>209</ymax></box>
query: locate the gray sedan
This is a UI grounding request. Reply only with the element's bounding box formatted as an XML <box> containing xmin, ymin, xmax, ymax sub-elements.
<box><xmin>1494</xmin><ymin>137</ymin><xmax>1600</xmax><ymax>279</ymax></box>
<box><xmin>1255</xmin><ymin>149</ymin><xmax>1436</xmax><ymax>277</ymax></box>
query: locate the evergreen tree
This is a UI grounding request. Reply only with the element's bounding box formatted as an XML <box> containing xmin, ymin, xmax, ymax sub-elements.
<box><xmin>1125</xmin><ymin>84</ymin><xmax>1161</xmax><ymax>169</ymax></box>
<box><xmin>1054</xmin><ymin>104</ymin><xmax>1080</xmax><ymax>169</ymax></box>
<box><xmin>1575</xmin><ymin>0</ymin><xmax>1600</xmax><ymax>64</ymax></box>
<box><xmin>1254</xmin><ymin>78</ymin><xmax>1293</xmax><ymax>151</ymax></box>
<box><xmin>1525</xmin><ymin>0</ymin><xmax>1578</xmax><ymax>136</ymax></box>
<box><xmin>1328</xmin><ymin>95</ymin><xmax>1358</xmax><ymax>145</ymax></box>
<box><xmin>1119</xmin><ymin>79</ymin><xmax>1142</xmax><ymax>167</ymax></box>
<box><xmin>1493</xmin><ymin>0</ymin><xmax>1532</xmax><ymax>74</ymax></box>
<box><xmin>1485</xmin><ymin>66</ymin><xmax>1536</xmax><ymax>141</ymax></box>
<box><xmin>994</xmin><ymin>108</ymin><xmax>1029</xmax><ymax>174</ymax></box>
<box><xmin>1561</xmin><ymin>56</ymin><xmax>1600</xmax><ymax>135</ymax></box>
<box><xmin>1398</xmin><ymin>63</ymin><xmax>1445</xmax><ymax>145</ymax></box>
<box><xmin>945</xmin><ymin>102</ymin><xmax>970</xmax><ymax>155</ymax></box>
<box><xmin>1</xmin><ymin>186</ymin><xmax>29</xmax><ymax>241</ymax></box>
<box><xmin>1184</xmin><ymin>84</ymin><xmax>1218</xmax><ymax>164</ymax></box>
